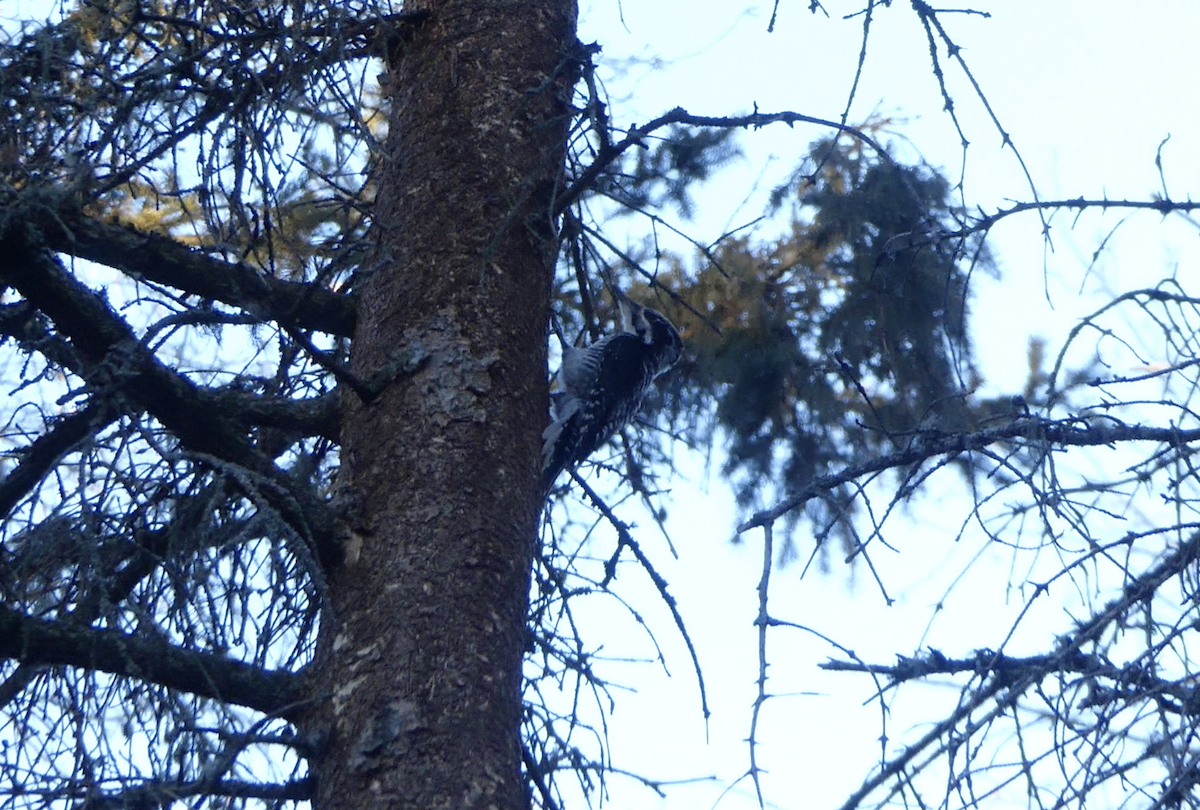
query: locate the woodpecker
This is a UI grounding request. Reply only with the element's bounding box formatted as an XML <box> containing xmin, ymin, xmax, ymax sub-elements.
<box><xmin>542</xmin><ymin>295</ymin><xmax>683</xmax><ymax>489</ymax></box>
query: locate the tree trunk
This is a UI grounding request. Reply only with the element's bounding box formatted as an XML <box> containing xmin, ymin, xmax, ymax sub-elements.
<box><xmin>309</xmin><ymin>1</ymin><xmax>577</xmax><ymax>807</ymax></box>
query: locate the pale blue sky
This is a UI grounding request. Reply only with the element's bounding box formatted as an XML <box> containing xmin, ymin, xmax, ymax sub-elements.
<box><xmin>566</xmin><ymin>4</ymin><xmax>1200</xmax><ymax>809</ymax></box>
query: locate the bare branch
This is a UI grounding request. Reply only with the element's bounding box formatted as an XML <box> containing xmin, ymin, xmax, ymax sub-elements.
<box><xmin>822</xmin><ymin>646</ymin><xmax>1200</xmax><ymax>715</ymax></box>
<box><xmin>956</xmin><ymin>197</ymin><xmax>1200</xmax><ymax>241</ymax></box>
<box><xmin>570</xmin><ymin>473</ymin><xmax>711</xmax><ymax>722</ymax></box>
<box><xmin>0</xmin><ymin>399</ymin><xmax>123</xmax><ymax>519</ymax></box>
<box><xmin>210</xmin><ymin>387</ymin><xmax>339</xmax><ymax>441</ymax></box>
<box><xmin>37</xmin><ymin>200</ymin><xmax>356</xmax><ymax>337</ymax></box>
<box><xmin>72</xmin><ymin>777</ymin><xmax>312</xmax><ymax>809</ymax></box>
<box><xmin>738</xmin><ymin>417</ymin><xmax>1200</xmax><ymax>532</ymax></box>
<box><xmin>1</xmin><ymin>227</ymin><xmax>261</xmax><ymax>461</ymax></box>
<box><xmin>555</xmin><ymin>106</ymin><xmax>896</xmax><ymax>217</ymax></box>
<box><xmin>0</xmin><ymin>604</ymin><xmax>302</xmax><ymax>716</ymax></box>
<box><xmin>0</xmin><ymin>221</ymin><xmax>343</xmax><ymax>563</ymax></box>
<box><xmin>0</xmin><ymin>299</ymin><xmax>86</xmax><ymax>373</ymax></box>
<box><xmin>825</xmin><ymin>526</ymin><xmax>1200</xmax><ymax>809</ymax></box>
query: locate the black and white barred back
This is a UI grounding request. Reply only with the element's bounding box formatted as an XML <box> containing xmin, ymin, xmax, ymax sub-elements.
<box><xmin>542</xmin><ymin>300</ymin><xmax>683</xmax><ymax>489</ymax></box>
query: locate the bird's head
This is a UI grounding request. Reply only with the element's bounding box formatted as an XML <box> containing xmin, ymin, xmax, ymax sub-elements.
<box><xmin>617</xmin><ymin>294</ymin><xmax>682</xmax><ymax>372</ymax></box>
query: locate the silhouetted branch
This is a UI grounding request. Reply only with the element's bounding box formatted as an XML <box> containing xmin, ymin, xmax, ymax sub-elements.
<box><xmin>739</xmin><ymin>418</ymin><xmax>1200</xmax><ymax>532</ymax></box>
<box><xmin>826</xmin><ymin>528</ymin><xmax>1200</xmax><ymax>810</ymax></box>
<box><xmin>569</xmin><ymin>472</ymin><xmax>710</xmax><ymax>722</ymax></box>
<box><xmin>556</xmin><ymin>106</ymin><xmax>895</xmax><ymax>216</ymax></box>
<box><xmin>0</xmin><ymin>299</ymin><xmax>86</xmax><ymax>372</ymax></box>
<box><xmin>0</xmin><ymin>604</ymin><xmax>302</xmax><ymax>716</ymax></box>
<box><xmin>0</xmin><ymin>224</ymin><xmax>343</xmax><ymax>563</ymax></box>
<box><xmin>955</xmin><ymin>197</ymin><xmax>1200</xmax><ymax>241</ymax></box>
<box><xmin>36</xmin><ymin>200</ymin><xmax>356</xmax><ymax>337</ymax></box>
<box><xmin>822</xmin><ymin>646</ymin><xmax>1200</xmax><ymax>714</ymax></box>
<box><xmin>1</xmin><ymin>227</ymin><xmax>258</xmax><ymax>462</ymax></box>
<box><xmin>210</xmin><ymin>388</ymin><xmax>339</xmax><ymax>441</ymax></box>
<box><xmin>0</xmin><ymin>399</ymin><xmax>123</xmax><ymax>519</ymax></box>
<box><xmin>834</xmin><ymin>675</ymin><xmax>1010</xmax><ymax>810</ymax></box>
<box><xmin>73</xmin><ymin>777</ymin><xmax>312</xmax><ymax>809</ymax></box>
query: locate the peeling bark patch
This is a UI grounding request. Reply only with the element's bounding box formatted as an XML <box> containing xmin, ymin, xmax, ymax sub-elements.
<box><xmin>389</xmin><ymin>338</ymin><xmax>431</xmax><ymax>375</ymax></box>
<box><xmin>332</xmin><ymin>675</ymin><xmax>366</xmax><ymax>715</ymax></box>
<box><xmin>351</xmin><ymin>699</ymin><xmax>427</xmax><ymax>771</ymax></box>
<box><xmin>343</xmin><ymin>529</ymin><xmax>364</xmax><ymax>567</ymax></box>
<box><xmin>405</xmin><ymin>313</ymin><xmax>498</xmax><ymax>427</ymax></box>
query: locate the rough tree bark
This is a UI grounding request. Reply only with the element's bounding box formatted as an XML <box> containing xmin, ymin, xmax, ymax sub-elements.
<box><xmin>307</xmin><ymin>1</ymin><xmax>578</xmax><ymax>808</ymax></box>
